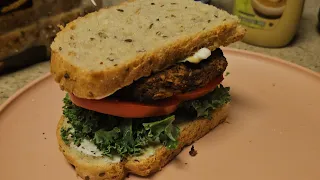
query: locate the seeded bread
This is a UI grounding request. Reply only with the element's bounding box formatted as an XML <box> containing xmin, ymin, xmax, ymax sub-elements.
<box><xmin>57</xmin><ymin>103</ymin><xmax>230</xmax><ymax>180</ymax></box>
<box><xmin>50</xmin><ymin>0</ymin><xmax>245</xmax><ymax>100</ymax></box>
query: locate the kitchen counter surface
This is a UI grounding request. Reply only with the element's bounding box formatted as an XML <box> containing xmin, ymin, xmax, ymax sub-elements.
<box><xmin>0</xmin><ymin>0</ymin><xmax>319</xmax><ymax>105</ymax></box>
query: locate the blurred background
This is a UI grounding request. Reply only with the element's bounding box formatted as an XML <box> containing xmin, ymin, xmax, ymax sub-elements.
<box><xmin>0</xmin><ymin>0</ymin><xmax>319</xmax><ymax>104</ymax></box>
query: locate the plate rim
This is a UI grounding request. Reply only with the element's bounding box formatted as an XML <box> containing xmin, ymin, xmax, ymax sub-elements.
<box><xmin>222</xmin><ymin>47</ymin><xmax>320</xmax><ymax>79</ymax></box>
<box><xmin>1</xmin><ymin>47</ymin><xmax>319</xmax><ymax>113</ymax></box>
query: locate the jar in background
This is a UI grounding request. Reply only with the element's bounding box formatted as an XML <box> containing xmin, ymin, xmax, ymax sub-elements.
<box><xmin>233</xmin><ymin>0</ymin><xmax>305</xmax><ymax>48</ymax></box>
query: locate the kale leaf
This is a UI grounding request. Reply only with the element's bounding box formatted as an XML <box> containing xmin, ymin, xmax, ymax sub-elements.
<box><xmin>60</xmin><ymin>127</ymin><xmax>71</xmax><ymax>145</ymax></box>
<box><xmin>62</xmin><ymin>94</ymin><xmax>101</xmax><ymax>146</ymax></box>
<box><xmin>61</xmin><ymin>85</ymin><xmax>230</xmax><ymax>157</ymax></box>
<box><xmin>180</xmin><ymin>85</ymin><xmax>231</xmax><ymax>119</ymax></box>
<box><xmin>143</xmin><ymin>115</ymin><xmax>179</xmax><ymax>149</ymax></box>
<box><xmin>62</xmin><ymin>95</ymin><xmax>179</xmax><ymax>157</ymax></box>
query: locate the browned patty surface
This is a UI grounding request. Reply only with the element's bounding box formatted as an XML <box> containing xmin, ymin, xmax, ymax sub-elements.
<box><xmin>113</xmin><ymin>48</ymin><xmax>227</xmax><ymax>102</ymax></box>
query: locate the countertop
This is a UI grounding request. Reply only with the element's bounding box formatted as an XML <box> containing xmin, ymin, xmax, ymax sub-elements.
<box><xmin>0</xmin><ymin>0</ymin><xmax>319</xmax><ymax>105</ymax></box>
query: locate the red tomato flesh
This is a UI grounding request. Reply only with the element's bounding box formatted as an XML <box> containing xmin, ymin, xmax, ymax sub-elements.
<box><xmin>69</xmin><ymin>75</ymin><xmax>224</xmax><ymax>118</ymax></box>
<box><xmin>174</xmin><ymin>75</ymin><xmax>224</xmax><ymax>101</ymax></box>
<box><xmin>70</xmin><ymin>95</ymin><xmax>180</xmax><ymax>118</ymax></box>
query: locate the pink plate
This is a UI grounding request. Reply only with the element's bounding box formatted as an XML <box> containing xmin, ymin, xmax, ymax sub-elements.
<box><xmin>1</xmin><ymin>48</ymin><xmax>320</xmax><ymax>180</ymax></box>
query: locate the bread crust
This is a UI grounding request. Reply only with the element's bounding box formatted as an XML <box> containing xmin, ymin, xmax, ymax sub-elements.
<box><xmin>50</xmin><ymin>0</ymin><xmax>245</xmax><ymax>100</ymax></box>
<box><xmin>57</xmin><ymin>103</ymin><xmax>230</xmax><ymax>180</ymax></box>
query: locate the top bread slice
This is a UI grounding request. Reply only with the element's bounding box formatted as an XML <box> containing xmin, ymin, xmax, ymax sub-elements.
<box><xmin>50</xmin><ymin>0</ymin><xmax>245</xmax><ymax>99</ymax></box>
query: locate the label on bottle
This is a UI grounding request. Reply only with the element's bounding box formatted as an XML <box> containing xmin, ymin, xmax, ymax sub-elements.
<box><xmin>234</xmin><ymin>0</ymin><xmax>287</xmax><ymax>30</ymax></box>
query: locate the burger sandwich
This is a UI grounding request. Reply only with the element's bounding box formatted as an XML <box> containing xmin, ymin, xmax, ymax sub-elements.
<box><xmin>50</xmin><ymin>0</ymin><xmax>246</xmax><ymax>179</ymax></box>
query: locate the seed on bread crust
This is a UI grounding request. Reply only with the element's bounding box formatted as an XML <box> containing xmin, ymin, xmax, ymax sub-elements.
<box><xmin>124</xmin><ymin>39</ymin><xmax>133</xmax><ymax>42</ymax></box>
<box><xmin>64</xmin><ymin>73</ymin><xmax>70</xmax><ymax>79</ymax></box>
<box><xmin>99</xmin><ymin>173</ymin><xmax>105</xmax><ymax>177</ymax></box>
<box><xmin>88</xmin><ymin>92</ymin><xmax>94</xmax><ymax>97</ymax></box>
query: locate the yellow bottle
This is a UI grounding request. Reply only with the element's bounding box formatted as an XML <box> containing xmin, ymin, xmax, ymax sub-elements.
<box><xmin>233</xmin><ymin>0</ymin><xmax>305</xmax><ymax>48</ymax></box>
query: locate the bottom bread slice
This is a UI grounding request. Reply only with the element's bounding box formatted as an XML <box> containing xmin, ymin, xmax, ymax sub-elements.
<box><xmin>56</xmin><ymin>103</ymin><xmax>230</xmax><ymax>180</ymax></box>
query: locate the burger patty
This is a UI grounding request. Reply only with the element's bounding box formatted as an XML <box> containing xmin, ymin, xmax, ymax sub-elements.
<box><xmin>114</xmin><ymin>48</ymin><xmax>228</xmax><ymax>102</ymax></box>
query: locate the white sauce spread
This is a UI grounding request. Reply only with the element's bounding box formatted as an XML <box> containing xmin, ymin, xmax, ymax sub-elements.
<box><xmin>70</xmin><ymin>138</ymin><xmax>157</xmax><ymax>161</ymax></box>
<box><xmin>70</xmin><ymin>139</ymin><xmax>121</xmax><ymax>163</ymax></box>
<box><xmin>180</xmin><ymin>47</ymin><xmax>212</xmax><ymax>64</ymax></box>
<box><xmin>70</xmin><ymin>139</ymin><xmax>103</xmax><ymax>157</ymax></box>
<box><xmin>131</xmin><ymin>146</ymin><xmax>159</xmax><ymax>161</ymax></box>
<box><xmin>64</xmin><ymin>120</ymin><xmax>156</xmax><ymax>160</ymax></box>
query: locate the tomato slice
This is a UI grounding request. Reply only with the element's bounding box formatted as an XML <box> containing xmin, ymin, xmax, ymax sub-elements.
<box><xmin>174</xmin><ymin>75</ymin><xmax>224</xmax><ymax>101</ymax></box>
<box><xmin>69</xmin><ymin>75</ymin><xmax>224</xmax><ymax>118</ymax></box>
<box><xmin>69</xmin><ymin>94</ymin><xmax>180</xmax><ymax>118</ymax></box>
